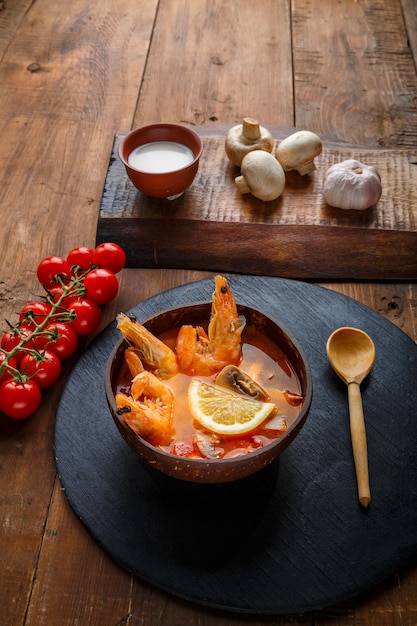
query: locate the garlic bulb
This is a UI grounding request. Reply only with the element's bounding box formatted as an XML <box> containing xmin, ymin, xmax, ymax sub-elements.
<box><xmin>235</xmin><ymin>151</ymin><xmax>285</xmax><ymax>201</ymax></box>
<box><xmin>225</xmin><ymin>118</ymin><xmax>274</xmax><ymax>167</ymax></box>
<box><xmin>323</xmin><ymin>160</ymin><xmax>382</xmax><ymax>210</ymax></box>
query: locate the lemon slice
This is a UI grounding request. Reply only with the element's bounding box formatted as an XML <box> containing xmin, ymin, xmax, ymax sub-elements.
<box><xmin>188</xmin><ymin>379</ymin><xmax>276</xmax><ymax>436</ymax></box>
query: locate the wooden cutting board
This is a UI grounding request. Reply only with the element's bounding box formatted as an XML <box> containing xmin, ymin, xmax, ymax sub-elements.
<box><xmin>96</xmin><ymin>127</ymin><xmax>417</xmax><ymax>279</ymax></box>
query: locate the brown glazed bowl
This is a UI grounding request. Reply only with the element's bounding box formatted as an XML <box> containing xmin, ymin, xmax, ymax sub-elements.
<box><xmin>118</xmin><ymin>123</ymin><xmax>203</xmax><ymax>198</ymax></box>
<box><xmin>105</xmin><ymin>303</ymin><xmax>313</xmax><ymax>484</ymax></box>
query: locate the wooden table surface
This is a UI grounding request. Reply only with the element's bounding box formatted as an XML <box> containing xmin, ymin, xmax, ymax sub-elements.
<box><xmin>1</xmin><ymin>1</ymin><xmax>416</xmax><ymax>624</ymax></box>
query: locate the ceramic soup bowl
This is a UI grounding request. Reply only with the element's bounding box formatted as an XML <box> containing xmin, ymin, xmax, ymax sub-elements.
<box><xmin>105</xmin><ymin>302</ymin><xmax>312</xmax><ymax>483</ymax></box>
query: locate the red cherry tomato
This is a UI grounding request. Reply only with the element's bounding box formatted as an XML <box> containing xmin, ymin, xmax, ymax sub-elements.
<box><xmin>37</xmin><ymin>256</ymin><xmax>73</xmax><ymax>289</ymax></box>
<box><xmin>1</xmin><ymin>330</ymin><xmax>22</xmax><ymax>354</ymax></box>
<box><xmin>49</xmin><ymin>287</ymin><xmax>79</xmax><ymax>313</ymax></box>
<box><xmin>0</xmin><ymin>379</ymin><xmax>42</xmax><ymax>419</ymax></box>
<box><xmin>84</xmin><ymin>268</ymin><xmax>119</xmax><ymax>305</ymax></box>
<box><xmin>67</xmin><ymin>246</ymin><xmax>95</xmax><ymax>271</ymax></box>
<box><xmin>43</xmin><ymin>322</ymin><xmax>78</xmax><ymax>360</ymax></box>
<box><xmin>93</xmin><ymin>243</ymin><xmax>126</xmax><ymax>274</ymax></box>
<box><xmin>0</xmin><ymin>353</ymin><xmax>17</xmax><ymax>385</ymax></box>
<box><xmin>19</xmin><ymin>301</ymin><xmax>53</xmax><ymax>328</ymax></box>
<box><xmin>48</xmin><ymin>286</ymin><xmax>79</xmax><ymax>310</ymax></box>
<box><xmin>67</xmin><ymin>298</ymin><xmax>102</xmax><ymax>336</ymax></box>
<box><xmin>1</xmin><ymin>327</ymin><xmax>44</xmax><ymax>363</ymax></box>
<box><xmin>20</xmin><ymin>349</ymin><xmax>61</xmax><ymax>389</ymax></box>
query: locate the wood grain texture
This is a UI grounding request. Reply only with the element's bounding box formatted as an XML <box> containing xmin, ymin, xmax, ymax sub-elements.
<box><xmin>402</xmin><ymin>0</ymin><xmax>417</xmax><ymax>63</ymax></box>
<box><xmin>1</xmin><ymin>0</ymin><xmax>417</xmax><ymax>624</ymax></box>
<box><xmin>0</xmin><ymin>0</ymin><xmax>31</xmax><ymax>58</ymax></box>
<box><xmin>134</xmin><ymin>0</ymin><xmax>294</xmax><ymax>127</ymax></box>
<box><xmin>292</xmin><ymin>0</ymin><xmax>417</xmax><ymax>148</ymax></box>
<box><xmin>0</xmin><ymin>0</ymin><xmax>158</xmax><ymax>321</ymax></box>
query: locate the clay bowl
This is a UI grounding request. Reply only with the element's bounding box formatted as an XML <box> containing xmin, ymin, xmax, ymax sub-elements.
<box><xmin>118</xmin><ymin>123</ymin><xmax>203</xmax><ymax>198</ymax></box>
<box><xmin>105</xmin><ymin>302</ymin><xmax>313</xmax><ymax>484</ymax></box>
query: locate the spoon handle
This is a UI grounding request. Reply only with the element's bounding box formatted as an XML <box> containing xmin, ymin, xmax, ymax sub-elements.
<box><xmin>347</xmin><ymin>382</ymin><xmax>371</xmax><ymax>507</ymax></box>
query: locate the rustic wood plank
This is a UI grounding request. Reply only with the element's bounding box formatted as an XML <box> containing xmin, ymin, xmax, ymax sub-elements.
<box><xmin>401</xmin><ymin>0</ymin><xmax>417</xmax><ymax>63</ymax></box>
<box><xmin>97</xmin><ymin>130</ymin><xmax>417</xmax><ymax>279</ymax></box>
<box><xmin>0</xmin><ymin>0</ymin><xmax>159</xmax><ymax>624</ymax></box>
<box><xmin>0</xmin><ymin>376</ymin><xmax>70</xmax><ymax>625</ymax></box>
<box><xmin>134</xmin><ymin>0</ymin><xmax>294</xmax><ymax>127</ymax></box>
<box><xmin>0</xmin><ymin>0</ymin><xmax>158</xmax><ymax>322</ymax></box>
<box><xmin>0</xmin><ymin>0</ymin><xmax>32</xmax><ymax>59</ymax></box>
<box><xmin>0</xmin><ymin>0</ymin><xmax>416</xmax><ymax>623</ymax></box>
<box><xmin>292</xmin><ymin>0</ymin><xmax>417</xmax><ymax>148</ymax></box>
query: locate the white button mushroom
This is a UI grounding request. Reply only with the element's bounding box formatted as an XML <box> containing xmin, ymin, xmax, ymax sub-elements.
<box><xmin>235</xmin><ymin>151</ymin><xmax>285</xmax><ymax>202</ymax></box>
<box><xmin>323</xmin><ymin>159</ymin><xmax>382</xmax><ymax>210</ymax></box>
<box><xmin>275</xmin><ymin>130</ymin><xmax>322</xmax><ymax>175</ymax></box>
<box><xmin>225</xmin><ymin>117</ymin><xmax>275</xmax><ymax>167</ymax></box>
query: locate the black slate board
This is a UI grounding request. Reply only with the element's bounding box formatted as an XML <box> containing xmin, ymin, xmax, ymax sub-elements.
<box><xmin>54</xmin><ymin>276</ymin><xmax>417</xmax><ymax>615</ymax></box>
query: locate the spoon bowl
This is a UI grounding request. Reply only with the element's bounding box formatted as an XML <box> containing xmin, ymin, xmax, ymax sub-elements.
<box><xmin>326</xmin><ymin>327</ymin><xmax>376</xmax><ymax>385</ymax></box>
<box><xmin>326</xmin><ymin>327</ymin><xmax>376</xmax><ymax>507</ymax></box>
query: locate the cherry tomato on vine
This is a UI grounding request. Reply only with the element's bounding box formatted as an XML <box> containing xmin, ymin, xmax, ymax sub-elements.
<box><xmin>48</xmin><ymin>286</ymin><xmax>79</xmax><ymax>314</ymax></box>
<box><xmin>20</xmin><ymin>349</ymin><xmax>61</xmax><ymax>389</ymax></box>
<box><xmin>37</xmin><ymin>256</ymin><xmax>73</xmax><ymax>289</ymax></box>
<box><xmin>43</xmin><ymin>322</ymin><xmax>78</xmax><ymax>360</ymax></box>
<box><xmin>84</xmin><ymin>268</ymin><xmax>119</xmax><ymax>305</ymax></box>
<box><xmin>19</xmin><ymin>301</ymin><xmax>53</xmax><ymax>328</ymax></box>
<box><xmin>93</xmin><ymin>243</ymin><xmax>126</xmax><ymax>274</ymax></box>
<box><xmin>0</xmin><ymin>353</ymin><xmax>18</xmax><ymax>385</ymax></box>
<box><xmin>1</xmin><ymin>330</ymin><xmax>22</xmax><ymax>354</ymax></box>
<box><xmin>1</xmin><ymin>326</ymin><xmax>44</xmax><ymax>363</ymax></box>
<box><xmin>0</xmin><ymin>379</ymin><xmax>42</xmax><ymax>419</ymax></box>
<box><xmin>67</xmin><ymin>246</ymin><xmax>95</xmax><ymax>271</ymax></box>
<box><xmin>67</xmin><ymin>298</ymin><xmax>102</xmax><ymax>336</ymax></box>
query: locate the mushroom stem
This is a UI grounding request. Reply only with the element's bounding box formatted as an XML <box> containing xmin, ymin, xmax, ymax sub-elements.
<box><xmin>297</xmin><ymin>161</ymin><xmax>316</xmax><ymax>176</ymax></box>
<box><xmin>241</xmin><ymin>118</ymin><xmax>261</xmax><ymax>140</ymax></box>
<box><xmin>225</xmin><ymin>118</ymin><xmax>274</xmax><ymax>166</ymax></box>
<box><xmin>234</xmin><ymin>175</ymin><xmax>251</xmax><ymax>194</ymax></box>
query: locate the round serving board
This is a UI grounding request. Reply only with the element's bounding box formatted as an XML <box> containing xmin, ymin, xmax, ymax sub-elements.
<box><xmin>54</xmin><ymin>276</ymin><xmax>417</xmax><ymax>615</ymax></box>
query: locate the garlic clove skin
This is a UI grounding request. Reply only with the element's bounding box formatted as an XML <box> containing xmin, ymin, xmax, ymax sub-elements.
<box><xmin>275</xmin><ymin>130</ymin><xmax>322</xmax><ymax>175</ymax></box>
<box><xmin>225</xmin><ymin>117</ymin><xmax>275</xmax><ymax>167</ymax></box>
<box><xmin>323</xmin><ymin>159</ymin><xmax>382</xmax><ymax>210</ymax></box>
<box><xmin>235</xmin><ymin>151</ymin><xmax>285</xmax><ymax>201</ymax></box>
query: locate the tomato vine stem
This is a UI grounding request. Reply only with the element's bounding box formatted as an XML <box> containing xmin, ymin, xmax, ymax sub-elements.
<box><xmin>0</xmin><ymin>269</ymin><xmax>90</xmax><ymax>380</ymax></box>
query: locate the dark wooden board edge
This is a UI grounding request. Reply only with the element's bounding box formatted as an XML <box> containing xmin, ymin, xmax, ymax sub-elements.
<box><xmin>96</xmin><ymin>218</ymin><xmax>417</xmax><ymax>280</ymax></box>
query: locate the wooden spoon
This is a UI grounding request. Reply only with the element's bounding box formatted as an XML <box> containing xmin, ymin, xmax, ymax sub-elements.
<box><xmin>326</xmin><ymin>327</ymin><xmax>376</xmax><ymax>508</ymax></box>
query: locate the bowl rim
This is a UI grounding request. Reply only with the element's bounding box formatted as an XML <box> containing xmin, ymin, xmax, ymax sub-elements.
<box><xmin>118</xmin><ymin>123</ymin><xmax>203</xmax><ymax>174</ymax></box>
<box><xmin>105</xmin><ymin>300</ymin><xmax>313</xmax><ymax>469</ymax></box>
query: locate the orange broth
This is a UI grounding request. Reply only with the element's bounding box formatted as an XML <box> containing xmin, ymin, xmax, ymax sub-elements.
<box><xmin>115</xmin><ymin>323</ymin><xmax>303</xmax><ymax>459</ymax></box>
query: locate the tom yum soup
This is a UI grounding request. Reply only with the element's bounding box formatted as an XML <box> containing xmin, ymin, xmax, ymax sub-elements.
<box><xmin>113</xmin><ymin>276</ymin><xmax>305</xmax><ymax>461</ymax></box>
<box><xmin>128</xmin><ymin>141</ymin><xmax>194</xmax><ymax>173</ymax></box>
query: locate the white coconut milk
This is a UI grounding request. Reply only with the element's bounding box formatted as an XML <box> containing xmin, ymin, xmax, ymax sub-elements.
<box><xmin>128</xmin><ymin>141</ymin><xmax>194</xmax><ymax>173</ymax></box>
